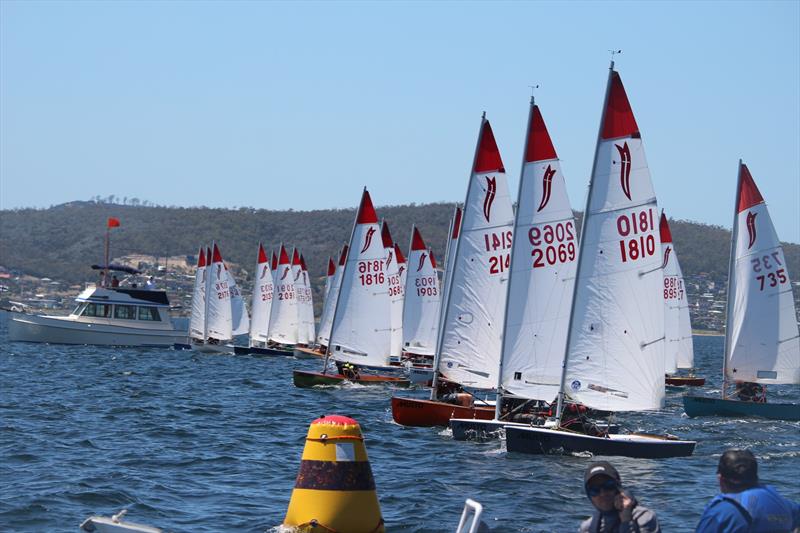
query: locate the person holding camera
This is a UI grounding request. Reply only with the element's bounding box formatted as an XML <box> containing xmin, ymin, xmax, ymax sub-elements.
<box><xmin>579</xmin><ymin>461</ymin><xmax>661</xmax><ymax>533</ymax></box>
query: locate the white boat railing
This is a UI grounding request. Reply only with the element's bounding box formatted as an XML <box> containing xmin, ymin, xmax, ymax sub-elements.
<box><xmin>455</xmin><ymin>498</ymin><xmax>485</xmax><ymax>533</ymax></box>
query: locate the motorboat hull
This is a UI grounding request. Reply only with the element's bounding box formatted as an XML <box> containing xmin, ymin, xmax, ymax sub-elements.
<box><xmin>504</xmin><ymin>425</ymin><xmax>695</xmax><ymax>458</ymax></box>
<box><xmin>8</xmin><ymin>312</ymin><xmax>187</xmax><ymax>347</ymax></box>
<box><xmin>390</xmin><ymin>396</ymin><xmax>495</xmax><ymax>427</ymax></box>
<box><xmin>683</xmin><ymin>395</ymin><xmax>800</xmax><ymax>421</ymax></box>
<box><xmin>293</xmin><ymin>370</ymin><xmax>411</xmax><ymax>388</ymax></box>
<box><xmin>665</xmin><ymin>376</ymin><xmax>705</xmax><ymax>387</ymax></box>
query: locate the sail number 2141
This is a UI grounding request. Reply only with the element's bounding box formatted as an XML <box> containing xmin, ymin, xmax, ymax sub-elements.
<box><xmin>484</xmin><ymin>230</ymin><xmax>513</xmax><ymax>275</ymax></box>
<box><xmin>617</xmin><ymin>208</ymin><xmax>656</xmax><ymax>263</ymax></box>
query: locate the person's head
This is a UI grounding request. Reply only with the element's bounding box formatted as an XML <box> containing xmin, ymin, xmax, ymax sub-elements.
<box><xmin>584</xmin><ymin>461</ymin><xmax>621</xmax><ymax>512</ymax></box>
<box><xmin>717</xmin><ymin>449</ymin><xmax>758</xmax><ymax>493</ymax></box>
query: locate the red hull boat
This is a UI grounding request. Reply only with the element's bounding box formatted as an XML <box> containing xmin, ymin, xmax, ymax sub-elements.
<box><xmin>390</xmin><ymin>396</ymin><xmax>495</xmax><ymax>427</ymax></box>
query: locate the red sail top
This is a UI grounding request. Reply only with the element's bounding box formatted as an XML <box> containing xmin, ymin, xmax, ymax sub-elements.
<box><xmin>381</xmin><ymin>221</ymin><xmax>394</xmax><ymax>248</ymax></box>
<box><xmin>212</xmin><ymin>243</ymin><xmax>223</xmax><ymax>263</ymax></box>
<box><xmin>327</xmin><ymin>257</ymin><xmax>336</xmax><ymax>276</ymax></box>
<box><xmin>394</xmin><ymin>243</ymin><xmax>406</xmax><ymax>264</ymax></box>
<box><xmin>292</xmin><ymin>248</ymin><xmax>301</xmax><ymax>266</ymax></box>
<box><xmin>300</xmin><ymin>255</ymin><xmax>308</xmax><ymax>271</ymax></box>
<box><xmin>197</xmin><ymin>247</ymin><xmax>206</xmax><ymax>268</ymax></box>
<box><xmin>525</xmin><ymin>105</ymin><xmax>558</xmax><ymax>162</ymax></box>
<box><xmin>452</xmin><ymin>207</ymin><xmax>463</xmax><ymax>239</ymax></box>
<box><xmin>271</xmin><ymin>251</ymin><xmax>278</xmax><ymax>270</ymax></box>
<box><xmin>257</xmin><ymin>243</ymin><xmax>268</xmax><ymax>264</ymax></box>
<box><xmin>411</xmin><ymin>226</ymin><xmax>427</xmax><ymax>251</ymax></box>
<box><xmin>338</xmin><ymin>244</ymin><xmax>349</xmax><ymax>266</ymax></box>
<box><xmin>474</xmin><ymin>120</ymin><xmax>505</xmax><ymax>173</ymax></box>
<box><xmin>737</xmin><ymin>163</ymin><xmax>765</xmax><ymax>212</ymax></box>
<box><xmin>600</xmin><ymin>71</ymin><xmax>640</xmax><ymax>140</ymax></box>
<box><xmin>357</xmin><ymin>189</ymin><xmax>379</xmax><ymax>224</ymax></box>
<box><xmin>278</xmin><ymin>245</ymin><xmax>290</xmax><ymax>265</ymax></box>
<box><xmin>429</xmin><ymin>250</ymin><xmax>437</xmax><ymax>269</ymax></box>
<box><xmin>659</xmin><ymin>213</ymin><xmax>673</xmax><ymax>243</ymax></box>
<box><xmin>206</xmin><ymin>247</ymin><xmax>212</xmax><ymax>265</ymax></box>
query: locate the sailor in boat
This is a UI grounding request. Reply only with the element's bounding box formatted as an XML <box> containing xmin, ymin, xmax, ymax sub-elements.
<box><xmin>735</xmin><ymin>381</ymin><xmax>767</xmax><ymax>403</ymax></box>
<box><xmin>696</xmin><ymin>449</ymin><xmax>800</xmax><ymax>532</ymax></box>
<box><xmin>336</xmin><ymin>361</ymin><xmax>360</xmax><ymax>380</ymax></box>
<box><xmin>434</xmin><ymin>378</ymin><xmax>474</xmax><ymax>407</ymax></box>
<box><xmin>579</xmin><ymin>462</ymin><xmax>661</xmax><ymax>533</ymax></box>
<box><xmin>145</xmin><ymin>276</ymin><xmax>156</xmax><ymax>290</ymax></box>
<box><xmin>111</xmin><ymin>275</ymin><xmax>120</xmax><ymax>287</ymax></box>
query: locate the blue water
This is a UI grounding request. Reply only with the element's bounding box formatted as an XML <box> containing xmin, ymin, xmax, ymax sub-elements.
<box><xmin>1</xmin><ymin>313</ymin><xmax>798</xmax><ymax>532</ymax></box>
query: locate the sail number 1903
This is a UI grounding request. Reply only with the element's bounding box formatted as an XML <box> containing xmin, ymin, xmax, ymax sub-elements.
<box><xmin>617</xmin><ymin>208</ymin><xmax>656</xmax><ymax>263</ymax></box>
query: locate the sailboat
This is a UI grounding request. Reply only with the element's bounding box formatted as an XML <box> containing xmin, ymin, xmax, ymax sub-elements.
<box><xmin>392</xmin><ymin>115</ymin><xmax>514</xmax><ymax>426</ymax></box>
<box><xmin>504</xmin><ymin>64</ymin><xmax>696</xmax><ymax>458</ymax></box>
<box><xmin>194</xmin><ymin>243</ymin><xmax>236</xmax><ymax>354</ymax></box>
<box><xmin>299</xmin><ymin>254</ymin><xmax>316</xmax><ymax>344</ymax></box>
<box><xmin>267</xmin><ymin>244</ymin><xmax>299</xmax><ymax>350</ymax></box>
<box><xmin>382</xmin><ymin>221</ymin><xmax>404</xmax><ymax>364</ymax></box>
<box><xmin>683</xmin><ymin>162</ymin><xmax>800</xmax><ymax>420</ymax></box>
<box><xmin>293</xmin><ymin>189</ymin><xmax>410</xmax><ymax>387</ymax></box>
<box><xmin>660</xmin><ymin>213</ymin><xmax>703</xmax><ymax>386</ymax></box>
<box><xmin>451</xmin><ymin>100</ymin><xmax>580</xmax><ymax>440</ymax></box>
<box><xmin>401</xmin><ymin>226</ymin><xmax>441</xmax><ymax>364</ymax></box>
<box><xmin>188</xmin><ymin>247</ymin><xmax>209</xmax><ymax>346</ymax></box>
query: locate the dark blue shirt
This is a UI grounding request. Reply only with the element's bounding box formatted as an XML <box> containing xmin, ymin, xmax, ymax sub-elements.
<box><xmin>696</xmin><ymin>485</ymin><xmax>800</xmax><ymax>533</ymax></box>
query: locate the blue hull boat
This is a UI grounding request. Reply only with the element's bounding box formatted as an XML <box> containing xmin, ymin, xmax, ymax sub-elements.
<box><xmin>683</xmin><ymin>395</ymin><xmax>800</xmax><ymax>421</ymax></box>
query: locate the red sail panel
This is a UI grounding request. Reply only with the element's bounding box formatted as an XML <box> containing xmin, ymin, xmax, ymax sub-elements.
<box><xmin>452</xmin><ymin>207</ymin><xmax>463</xmax><ymax>239</ymax></box>
<box><xmin>257</xmin><ymin>243</ymin><xmax>268</xmax><ymax>264</ymax></box>
<box><xmin>271</xmin><ymin>251</ymin><xmax>278</xmax><ymax>270</ymax></box>
<box><xmin>411</xmin><ymin>227</ymin><xmax>427</xmax><ymax>251</ymax></box>
<box><xmin>600</xmin><ymin>71</ymin><xmax>640</xmax><ymax>140</ymax></box>
<box><xmin>212</xmin><ymin>243</ymin><xmax>223</xmax><ymax>263</ymax></box>
<box><xmin>292</xmin><ymin>248</ymin><xmax>301</xmax><ymax>265</ymax></box>
<box><xmin>474</xmin><ymin>120</ymin><xmax>505</xmax><ymax>173</ymax></box>
<box><xmin>278</xmin><ymin>245</ymin><xmax>290</xmax><ymax>265</ymax></box>
<box><xmin>197</xmin><ymin>247</ymin><xmax>206</xmax><ymax>267</ymax></box>
<box><xmin>327</xmin><ymin>257</ymin><xmax>336</xmax><ymax>276</ymax></box>
<box><xmin>381</xmin><ymin>221</ymin><xmax>394</xmax><ymax>248</ymax></box>
<box><xmin>525</xmin><ymin>105</ymin><xmax>558</xmax><ymax>162</ymax></box>
<box><xmin>659</xmin><ymin>213</ymin><xmax>673</xmax><ymax>243</ymax></box>
<box><xmin>338</xmin><ymin>244</ymin><xmax>349</xmax><ymax>266</ymax></box>
<box><xmin>394</xmin><ymin>243</ymin><xmax>406</xmax><ymax>264</ymax></box>
<box><xmin>430</xmin><ymin>250</ymin><xmax>437</xmax><ymax>269</ymax></box>
<box><xmin>737</xmin><ymin>163</ymin><xmax>765</xmax><ymax>212</ymax></box>
<box><xmin>356</xmin><ymin>189</ymin><xmax>379</xmax><ymax>224</ymax></box>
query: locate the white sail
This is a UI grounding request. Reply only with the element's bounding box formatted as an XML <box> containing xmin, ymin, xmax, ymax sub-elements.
<box><xmin>563</xmin><ymin>67</ymin><xmax>665</xmax><ymax>412</ymax></box>
<box><xmin>248</xmin><ymin>243</ymin><xmax>274</xmax><ymax>345</ymax></box>
<box><xmin>290</xmin><ymin>249</ymin><xmax>309</xmax><ymax>345</ymax></box>
<box><xmin>441</xmin><ymin>206</ymin><xmax>462</xmax><ymax>301</ymax></box>
<box><xmin>500</xmin><ymin>103</ymin><xmax>577</xmax><ymax>402</ymax></box>
<box><xmin>438</xmin><ymin>117</ymin><xmax>514</xmax><ymax>390</ymax></box>
<box><xmin>189</xmin><ymin>247</ymin><xmax>208</xmax><ymax>341</ymax></box>
<box><xmin>323</xmin><ymin>257</ymin><xmax>335</xmax><ymax>302</ymax></box>
<box><xmin>300</xmin><ymin>255</ymin><xmax>316</xmax><ymax>343</ymax></box>
<box><xmin>382</xmin><ymin>222</ymin><xmax>404</xmax><ymax>359</ymax></box>
<box><xmin>402</xmin><ymin>227</ymin><xmax>441</xmax><ymax>356</ymax></box>
<box><xmin>317</xmin><ymin>245</ymin><xmax>347</xmax><ymax>347</ymax></box>
<box><xmin>225</xmin><ymin>263</ymin><xmax>249</xmax><ymax>337</ymax></box>
<box><xmin>395</xmin><ymin>243</ymin><xmax>408</xmax><ymax>301</ymax></box>
<box><xmin>660</xmin><ymin>213</ymin><xmax>694</xmax><ymax>373</ymax></box>
<box><xmin>268</xmin><ymin>245</ymin><xmax>299</xmax><ymax>345</ymax></box>
<box><xmin>329</xmin><ymin>189</ymin><xmax>392</xmax><ymax>367</ymax></box>
<box><xmin>725</xmin><ymin>163</ymin><xmax>800</xmax><ymax>384</ymax></box>
<box><xmin>205</xmin><ymin>243</ymin><xmax>233</xmax><ymax>342</ymax></box>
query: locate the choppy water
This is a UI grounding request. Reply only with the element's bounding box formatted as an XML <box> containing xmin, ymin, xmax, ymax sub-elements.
<box><xmin>1</xmin><ymin>313</ymin><xmax>798</xmax><ymax>532</ymax></box>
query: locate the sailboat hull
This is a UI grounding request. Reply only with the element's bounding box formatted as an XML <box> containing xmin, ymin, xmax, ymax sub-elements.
<box><xmin>683</xmin><ymin>395</ymin><xmax>800</xmax><ymax>421</ymax></box>
<box><xmin>293</xmin><ymin>370</ymin><xmax>411</xmax><ymax>388</ymax></box>
<box><xmin>293</xmin><ymin>346</ymin><xmax>326</xmax><ymax>359</ymax></box>
<box><xmin>450</xmin><ymin>417</ymin><xmax>621</xmax><ymax>442</ymax></box>
<box><xmin>390</xmin><ymin>396</ymin><xmax>495</xmax><ymax>427</ymax></box>
<box><xmin>233</xmin><ymin>345</ymin><xmax>293</xmax><ymax>356</ymax></box>
<box><xmin>505</xmin><ymin>426</ymin><xmax>695</xmax><ymax>459</ymax></box>
<box><xmin>665</xmin><ymin>376</ymin><xmax>705</xmax><ymax>386</ymax></box>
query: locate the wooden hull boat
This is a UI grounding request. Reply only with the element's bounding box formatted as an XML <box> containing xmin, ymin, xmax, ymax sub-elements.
<box><xmin>505</xmin><ymin>425</ymin><xmax>696</xmax><ymax>459</ymax></box>
<box><xmin>665</xmin><ymin>376</ymin><xmax>705</xmax><ymax>387</ymax></box>
<box><xmin>390</xmin><ymin>396</ymin><xmax>495</xmax><ymax>427</ymax></box>
<box><xmin>683</xmin><ymin>395</ymin><xmax>800</xmax><ymax>421</ymax></box>
<box><xmin>293</xmin><ymin>370</ymin><xmax>410</xmax><ymax>388</ymax></box>
<box><xmin>292</xmin><ymin>345</ymin><xmax>326</xmax><ymax>359</ymax></box>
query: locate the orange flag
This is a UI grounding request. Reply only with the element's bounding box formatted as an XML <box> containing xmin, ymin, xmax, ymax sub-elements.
<box><xmin>107</xmin><ymin>217</ymin><xmax>121</xmax><ymax>228</ymax></box>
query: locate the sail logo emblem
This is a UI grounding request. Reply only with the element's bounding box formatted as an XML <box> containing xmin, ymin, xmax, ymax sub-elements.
<box><xmin>294</xmin><ymin>269</ymin><xmax>302</xmax><ymax>282</ymax></box>
<box><xmin>303</xmin><ymin>272</ymin><xmax>307</xmax><ymax>283</ymax></box>
<box><xmin>537</xmin><ymin>165</ymin><xmax>557</xmax><ymax>212</ymax></box>
<box><xmin>615</xmin><ymin>142</ymin><xmax>632</xmax><ymax>200</ymax></box>
<box><xmin>417</xmin><ymin>253</ymin><xmax>427</xmax><ymax>272</ymax></box>
<box><xmin>216</xmin><ymin>264</ymin><xmax>222</xmax><ymax>280</ymax></box>
<box><xmin>361</xmin><ymin>227</ymin><xmax>376</xmax><ymax>253</ymax></box>
<box><xmin>260</xmin><ymin>265</ymin><xmax>269</xmax><ymax>279</ymax></box>
<box><xmin>280</xmin><ymin>266</ymin><xmax>290</xmax><ymax>280</ymax></box>
<box><xmin>746</xmin><ymin>211</ymin><xmax>758</xmax><ymax>249</ymax></box>
<box><xmin>399</xmin><ymin>265</ymin><xmax>406</xmax><ymax>277</ymax></box>
<box><xmin>661</xmin><ymin>246</ymin><xmax>672</xmax><ymax>269</ymax></box>
<box><xmin>483</xmin><ymin>176</ymin><xmax>497</xmax><ymax>222</ymax></box>
<box><xmin>386</xmin><ymin>250</ymin><xmax>394</xmax><ymax>268</ymax></box>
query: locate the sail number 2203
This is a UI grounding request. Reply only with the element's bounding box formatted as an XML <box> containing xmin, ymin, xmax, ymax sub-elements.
<box><xmin>617</xmin><ymin>208</ymin><xmax>656</xmax><ymax>263</ymax></box>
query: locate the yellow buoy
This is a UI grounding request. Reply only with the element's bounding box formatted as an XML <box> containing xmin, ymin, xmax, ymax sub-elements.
<box><xmin>283</xmin><ymin>415</ymin><xmax>385</xmax><ymax>533</ymax></box>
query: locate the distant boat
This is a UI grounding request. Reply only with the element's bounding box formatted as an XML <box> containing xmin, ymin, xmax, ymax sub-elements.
<box><xmin>298</xmin><ymin>245</ymin><xmax>348</xmax><ymax>359</ymax></box>
<box><xmin>381</xmin><ymin>221</ymin><xmax>404</xmax><ymax>364</ymax></box>
<box><xmin>504</xmin><ymin>63</ymin><xmax>695</xmax><ymax>458</ymax></box>
<box><xmin>268</xmin><ymin>244</ymin><xmax>299</xmax><ymax>348</ymax></box>
<box><xmin>401</xmin><ymin>226</ymin><xmax>441</xmax><ymax>363</ymax></box>
<box><xmin>193</xmin><ymin>243</ymin><xmax>236</xmax><ymax>354</ymax></box>
<box><xmin>683</xmin><ymin>162</ymin><xmax>800</xmax><ymax>421</ymax></box>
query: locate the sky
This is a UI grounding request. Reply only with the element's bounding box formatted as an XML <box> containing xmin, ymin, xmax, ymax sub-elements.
<box><xmin>1</xmin><ymin>1</ymin><xmax>798</xmax><ymax>242</ymax></box>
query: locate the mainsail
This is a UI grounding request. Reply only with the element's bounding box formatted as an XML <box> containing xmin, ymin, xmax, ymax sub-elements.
<box><xmin>205</xmin><ymin>243</ymin><xmax>234</xmax><ymax>342</ymax></box>
<box><xmin>500</xmin><ymin>103</ymin><xmax>577</xmax><ymax>402</ymax></box>
<box><xmin>402</xmin><ymin>227</ymin><xmax>441</xmax><ymax>356</ymax></box>
<box><xmin>561</xmin><ymin>67</ymin><xmax>666</xmax><ymax>412</ymax></box>
<box><xmin>290</xmin><ymin>249</ymin><xmax>309</xmax><ymax>345</ymax></box>
<box><xmin>660</xmin><ymin>213</ymin><xmax>694</xmax><ymax>373</ymax></box>
<box><xmin>724</xmin><ymin>163</ymin><xmax>800</xmax><ymax>385</ymax></box>
<box><xmin>437</xmin><ymin>116</ymin><xmax>514</xmax><ymax>390</ymax></box>
<box><xmin>249</xmin><ymin>243</ymin><xmax>274</xmax><ymax>346</ymax></box>
<box><xmin>268</xmin><ymin>245</ymin><xmax>299</xmax><ymax>345</ymax></box>
<box><xmin>189</xmin><ymin>246</ymin><xmax>207</xmax><ymax>341</ymax></box>
<box><xmin>300</xmin><ymin>254</ymin><xmax>316</xmax><ymax>344</ymax></box>
<box><xmin>329</xmin><ymin>189</ymin><xmax>392</xmax><ymax>368</ymax></box>
<box><xmin>317</xmin><ymin>245</ymin><xmax>347</xmax><ymax>347</ymax></box>
<box><xmin>382</xmin><ymin>222</ymin><xmax>404</xmax><ymax>360</ymax></box>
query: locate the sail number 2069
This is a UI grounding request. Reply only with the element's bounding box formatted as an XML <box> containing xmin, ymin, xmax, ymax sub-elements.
<box><xmin>617</xmin><ymin>208</ymin><xmax>656</xmax><ymax>263</ymax></box>
<box><xmin>529</xmin><ymin>221</ymin><xmax>576</xmax><ymax>268</ymax></box>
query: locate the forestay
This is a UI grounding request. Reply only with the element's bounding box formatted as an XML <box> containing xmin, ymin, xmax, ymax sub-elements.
<box><xmin>438</xmin><ymin>117</ymin><xmax>514</xmax><ymax>390</ymax></box>
<box><xmin>382</xmin><ymin>222</ymin><xmax>404</xmax><ymax>359</ymax></box>
<box><xmin>501</xmin><ymin>103</ymin><xmax>577</xmax><ymax>402</ymax></box>
<box><xmin>725</xmin><ymin>163</ymin><xmax>800</xmax><ymax>384</ymax></box>
<box><xmin>268</xmin><ymin>245</ymin><xmax>299</xmax><ymax>345</ymax></box>
<box><xmin>249</xmin><ymin>243</ymin><xmax>274</xmax><ymax>345</ymax></box>
<box><xmin>189</xmin><ymin>247</ymin><xmax>207</xmax><ymax>341</ymax></box>
<box><xmin>329</xmin><ymin>189</ymin><xmax>392</xmax><ymax>368</ymax></box>
<box><xmin>563</xmin><ymin>69</ymin><xmax>666</xmax><ymax>412</ymax></box>
<box><xmin>317</xmin><ymin>245</ymin><xmax>347</xmax><ymax>347</ymax></box>
<box><xmin>205</xmin><ymin>244</ymin><xmax>234</xmax><ymax>342</ymax></box>
<box><xmin>402</xmin><ymin>227</ymin><xmax>441</xmax><ymax>356</ymax></box>
<box><xmin>660</xmin><ymin>213</ymin><xmax>694</xmax><ymax>373</ymax></box>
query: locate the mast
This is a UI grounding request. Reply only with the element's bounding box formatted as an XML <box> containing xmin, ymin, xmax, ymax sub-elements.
<box><xmin>430</xmin><ymin>113</ymin><xmax>486</xmax><ymax>401</ymax></box>
<box><xmin>555</xmin><ymin>62</ymin><xmax>615</xmax><ymax>422</ymax></box>
<box><xmin>494</xmin><ymin>96</ymin><xmax>536</xmax><ymax>421</ymax></box>
<box><xmin>722</xmin><ymin>160</ymin><xmax>744</xmax><ymax>399</ymax></box>
<box><xmin>321</xmin><ymin>187</ymin><xmax>367</xmax><ymax>375</ymax></box>
<box><xmin>203</xmin><ymin>243</ymin><xmax>213</xmax><ymax>342</ymax></box>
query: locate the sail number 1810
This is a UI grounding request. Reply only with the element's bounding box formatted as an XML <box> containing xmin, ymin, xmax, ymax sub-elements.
<box><xmin>617</xmin><ymin>208</ymin><xmax>656</xmax><ymax>263</ymax></box>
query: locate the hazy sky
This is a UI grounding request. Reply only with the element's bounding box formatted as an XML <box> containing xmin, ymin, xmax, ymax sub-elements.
<box><xmin>1</xmin><ymin>1</ymin><xmax>798</xmax><ymax>242</ymax></box>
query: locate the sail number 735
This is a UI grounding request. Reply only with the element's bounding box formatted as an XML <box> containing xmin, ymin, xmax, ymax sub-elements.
<box><xmin>617</xmin><ymin>209</ymin><xmax>656</xmax><ymax>263</ymax></box>
<box><xmin>751</xmin><ymin>252</ymin><xmax>787</xmax><ymax>291</ymax></box>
